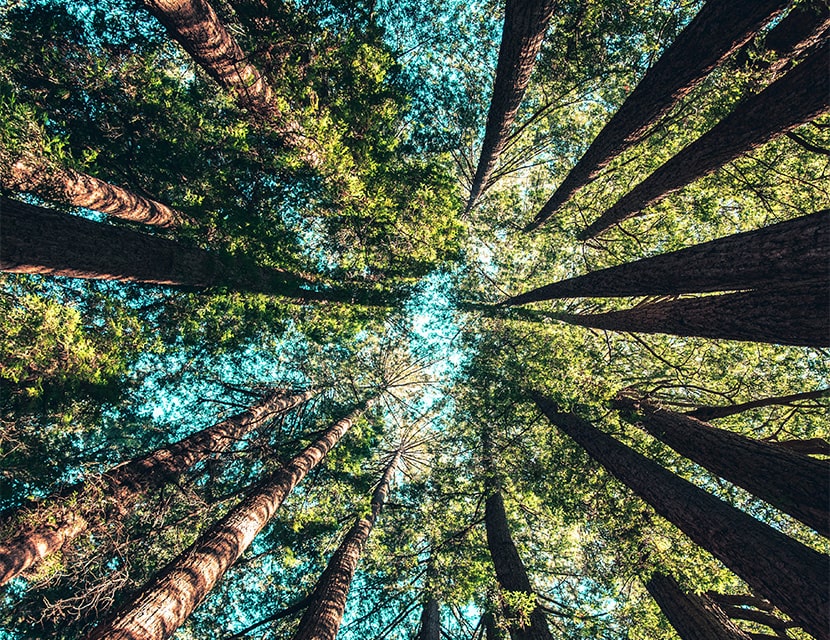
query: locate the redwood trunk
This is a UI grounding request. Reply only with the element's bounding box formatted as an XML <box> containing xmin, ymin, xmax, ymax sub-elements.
<box><xmin>0</xmin><ymin>389</ymin><xmax>312</xmax><ymax>586</ymax></box>
<box><xmin>506</xmin><ymin>210</ymin><xmax>828</xmax><ymax>304</ymax></box>
<box><xmin>292</xmin><ymin>451</ymin><xmax>400</xmax><ymax>640</ymax></box>
<box><xmin>615</xmin><ymin>393</ymin><xmax>829</xmax><ymax>537</ymax></box>
<box><xmin>580</xmin><ymin>41</ymin><xmax>830</xmax><ymax>238</ymax></box>
<box><xmin>88</xmin><ymin>404</ymin><xmax>368</xmax><ymax>640</ymax></box>
<box><xmin>686</xmin><ymin>388</ymin><xmax>829</xmax><ymax>421</ymax></box>
<box><xmin>418</xmin><ymin>597</ymin><xmax>441</xmax><ymax>640</ymax></box>
<box><xmin>645</xmin><ymin>573</ymin><xmax>752</xmax><ymax>640</ymax></box>
<box><xmin>556</xmin><ymin>284</ymin><xmax>830</xmax><ymax>347</ymax></box>
<box><xmin>533</xmin><ymin>394</ymin><xmax>829</xmax><ymax>640</ymax></box>
<box><xmin>759</xmin><ymin>0</ymin><xmax>830</xmax><ymax>78</ymax></box>
<box><xmin>466</xmin><ymin>0</ymin><xmax>557</xmax><ymax>210</ymax></box>
<box><xmin>718</xmin><ymin>605</ymin><xmax>797</xmax><ymax>633</ymax></box>
<box><xmin>526</xmin><ymin>0</ymin><xmax>789</xmax><ymax>230</ymax></box>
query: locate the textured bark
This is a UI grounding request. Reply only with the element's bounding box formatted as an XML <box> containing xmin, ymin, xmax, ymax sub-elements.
<box><xmin>526</xmin><ymin>0</ymin><xmax>789</xmax><ymax>230</ymax></box>
<box><xmin>0</xmin><ymin>389</ymin><xmax>312</xmax><ymax>586</ymax></box>
<box><xmin>466</xmin><ymin>0</ymin><xmax>557</xmax><ymax>210</ymax></box>
<box><xmin>760</xmin><ymin>0</ymin><xmax>830</xmax><ymax>78</ymax></box>
<box><xmin>292</xmin><ymin>451</ymin><xmax>400</xmax><ymax>640</ymax></box>
<box><xmin>645</xmin><ymin>573</ymin><xmax>752</xmax><ymax>640</ymax></box>
<box><xmin>580</xmin><ymin>41</ymin><xmax>830</xmax><ymax>238</ymax></box>
<box><xmin>533</xmin><ymin>394</ymin><xmax>829</xmax><ymax>640</ymax></box>
<box><xmin>718</xmin><ymin>605</ymin><xmax>797</xmax><ymax>633</ymax></box>
<box><xmin>506</xmin><ymin>210</ymin><xmax>828</xmax><ymax>304</ymax></box>
<box><xmin>687</xmin><ymin>387</ymin><xmax>830</xmax><ymax>421</ymax></box>
<box><xmin>775</xmin><ymin>437</ymin><xmax>830</xmax><ymax>456</ymax></box>
<box><xmin>614</xmin><ymin>393</ymin><xmax>829</xmax><ymax>537</ymax></box>
<box><xmin>417</xmin><ymin>597</ymin><xmax>441</xmax><ymax>640</ymax></box>
<box><xmin>556</xmin><ymin>284</ymin><xmax>830</xmax><ymax>347</ymax></box>
<box><xmin>88</xmin><ymin>404</ymin><xmax>368</xmax><ymax>640</ymax></box>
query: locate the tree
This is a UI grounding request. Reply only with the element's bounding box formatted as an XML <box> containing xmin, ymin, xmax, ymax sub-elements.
<box><xmin>533</xmin><ymin>394</ymin><xmax>829</xmax><ymax>640</ymax></box>
<box><xmin>613</xmin><ymin>392</ymin><xmax>829</xmax><ymax>537</ymax></box>
<box><xmin>87</xmin><ymin>403</ymin><xmax>370</xmax><ymax>640</ymax></box>
<box><xmin>0</xmin><ymin>388</ymin><xmax>314</xmax><ymax>586</ymax></box>
<box><xmin>525</xmin><ymin>0</ymin><xmax>790</xmax><ymax>230</ymax></box>
<box><xmin>753</xmin><ymin>0</ymin><xmax>830</xmax><ymax>79</ymax></box>
<box><xmin>466</xmin><ymin>0</ymin><xmax>557</xmax><ymax>211</ymax></box>
<box><xmin>503</xmin><ymin>210</ymin><xmax>828</xmax><ymax>304</ymax></box>
<box><xmin>291</xmin><ymin>450</ymin><xmax>401</xmax><ymax>640</ymax></box>
<box><xmin>417</xmin><ymin>596</ymin><xmax>441</xmax><ymax>640</ymax></box>
<box><xmin>687</xmin><ymin>387</ymin><xmax>830</xmax><ymax>422</ymax></box>
<box><xmin>579</xmin><ymin>40</ymin><xmax>830</xmax><ymax>239</ymax></box>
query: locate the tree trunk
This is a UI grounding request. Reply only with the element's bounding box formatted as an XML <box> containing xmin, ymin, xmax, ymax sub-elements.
<box><xmin>418</xmin><ymin>597</ymin><xmax>441</xmax><ymax>640</ymax></box>
<box><xmin>532</xmin><ymin>394</ymin><xmax>829</xmax><ymax>640</ymax></box>
<box><xmin>291</xmin><ymin>451</ymin><xmax>400</xmax><ymax>640</ymax></box>
<box><xmin>506</xmin><ymin>210</ymin><xmax>828</xmax><ymax>304</ymax></box>
<box><xmin>556</xmin><ymin>284</ymin><xmax>830</xmax><ymax>347</ymax></box>
<box><xmin>525</xmin><ymin>0</ymin><xmax>789</xmax><ymax>230</ymax></box>
<box><xmin>759</xmin><ymin>0</ymin><xmax>830</xmax><ymax>78</ymax></box>
<box><xmin>580</xmin><ymin>40</ymin><xmax>830</xmax><ymax>239</ymax></box>
<box><xmin>466</xmin><ymin>0</ymin><xmax>557</xmax><ymax>210</ymax></box>
<box><xmin>645</xmin><ymin>572</ymin><xmax>753</xmax><ymax>640</ymax></box>
<box><xmin>88</xmin><ymin>404</ymin><xmax>368</xmax><ymax>640</ymax></box>
<box><xmin>0</xmin><ymin>388</ymin><xmax>313</xmax><ymax>586</ymax></box>
<box><xmin>775</xmin><ymin>437</ymin><xmax>830</xmax><ymax>456</ymax></box>
<box><xmin>484</xmin><ymin>612</ymin><xmax>506</xmax><ymax>640</ymax></box>
<box><xmin>614</xmin><ymin>393</ymin><xmax>829</xmax><ymax>537</ymax></box>
<box><xmin>687</xmin><ymin>387</ymin><xmax>829</xmax><ymax>421</ymax></box>
<box><xmin>706</xmin><ymin>592</ymin><xmax>774</xmax><ymax>612</ymax></box>
<box><xmin>717</xmin><ymin>605</ymin><xmax>797</xmax><ymax>634</ymax></box>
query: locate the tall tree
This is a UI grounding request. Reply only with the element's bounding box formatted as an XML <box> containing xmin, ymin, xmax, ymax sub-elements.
<box><xmin>291</xmin><ymin>450</ymin><xmax>401</xmax><ymax>640</ymax></box>
<box><xmin>645</xmin><ymin>572</ymin><xmax>753</xmax><ymax>640</ymax></box>
<box><xmin>0</xmin><ymin>388</ymin><xmax>314</xmax><ymax>586</ymax></box>
<box><xmin>504</xmin><ymin>210</ymin><xmax>828</xmax><ymax>304</ymax></box>
<box><xmin>417</xmin><ymin>596</ymin><xmax>441</xmax><ymax>640</ymax></box>
<box><xmin>554</xmin><ymin>284</ymin><xmax>830</xmax><ymax>347</ymax></box>
<box><xmin>613</xmin><ymin>392</ymin><xmax>829</xmax><ymax>537</ymax></box>
<box><xmin>525</xmin><ymin>0</ymin><xmax>790</xmax><ymax>230</ymax></box>
<box><xmin>533</xmin><ymin>394</ymin><xmax>829</xmax><ymax>640</ymax></box>
<box><xmin>88</xmin><ymin>403</ymin><xmax>370</xmax><ymax>640</ymax></box>
<box><xmin>687</xmin><ymin>387</ymin><xmax>830</xmax><ymax>422</ymax></box>
<box><xmin>466</xmin><ymin>0</ymin><xmax>557</xmax><ymax>211</ymax></box>
<box><xmin>579</xmin><ymin>41</ymin><xmax>830</xmax><ymax>239</ymax></box>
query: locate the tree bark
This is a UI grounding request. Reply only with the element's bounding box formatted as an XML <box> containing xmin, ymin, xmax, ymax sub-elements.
<box><xmin>645</xmin><ymin>572</ymin><xmax>753</xmax><ymax>640</ymax></box>
<box><xmin>0</xmin><ymin>388</ymin><xmax>313</xmax><ymax>586</ymax></box>
<box><xmin>614</xmin><ymin>393</ymin><xmax>829</xmax><ymax>537</ymax></box>
<box><xmin>717</xmin><ymin>605</ymin><xmax>797</xmax><ymax>633</ymax></box>
<box><xmin>525</xmin><ymin>0</ymin><xmax>789</xmax><ymax>231</ymax></box>
<box><xmin>580</xmin><ymin>40</ymin><xmax>830</xmax><ymax>239</ymax></box>
<box><xmin>533</xmin><ymin>394</ymin><xmax>829</xmax><ymax>640</ymax></box>
<box><xmin>759</xmin><ymin>0</ymin><xmax>830</xmax><ymax>78</ymax></box>
<box><xmin>417</xmin><ymin>596</ymin><xmax>441</xmax><ymax>640</ymax></box>
<box><xmin>505</xmin><ymin>210</ymin><xmax>828</xmax><ymax>304</ymax></box>
<box><xmin>291</xmin><ymin>451</ymin><xmax>401</xmax><ymax>640</ymax></box>
<box><xmin>556</xmin><ymin>284</ymin><xmax>830</xmax><ymax>347</ymax></box>
<box><xmin>687</xmin><ymin>387</ymin><xmax>829</xmax><ymax>421</ymax></box>
<box><xmin>466</xmin><ymin>0</ymin><xmax>557</xmax><ymax>210</ymax></box>
<box><xmin>706</xmin><ymin>592</ymin><xmax>774</xmax><ymax>612</ymax></box>
<box><xmin>88</xmin><ymin>403</ymin><xmax>368</xmax><ymax>640</ymax></box>
<box><xmin>775</xmin><ymin>437</ymin><xmax>830</xmax><ymax>456</ymax></box>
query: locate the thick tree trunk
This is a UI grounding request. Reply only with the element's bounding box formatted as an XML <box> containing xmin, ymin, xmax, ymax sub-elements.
<box><xmin>533</xmin><ymin>394</ymin><xmax>829</xmax><ymax>640</ymax></box>
<box><xmin>418</xmin><ymin>597</ymin><xmax>441</xmax><ymax>640</ymax></box>
<box><xmin>580</xmin><ymin>41</ymin><xmax>830</xmax><ymax>239</ymax></box>
<box><xmin>466</xmin><ymin>0</ymin><xmax>557</xmax><ymax>210</ymax></box>
<box><xmin>556</xmin><ymin>284</ymin><xmax>830</xmax><ymax>347</ymax></box>
<box><xmin>614</xmin><ymin>393</ymin><xmax>829</xmax><ymax>537</ymax></box>
<box><xmin>291</xmin><ymin>451</ymin><xmax>400</xmax><ymax>640</ymax></box>
<box><xmin>485</xmin><ymin>491</ymin><xmax>555</xmax><ymax>640</ymax></box>
<box><xmin>505</xmin><ymin>210</ymin><xmax>828</xmax><ymax>304</ymax></box>
<box><xmin>687</xmin><ymin>388</ymin><xmax>829</xmax><ymax>422</ymax></box>
<box><xmin>645</xmin><ymin>572</ymin><xmax>752</xmax><ymax>640</ymax></box>
<box><xmin>88</xmin><ymin>404</ymin><xmax>368</xmax><ymax>640</ymax></box>
<box><xmin>525</xmin><ymin>0</ymin><xmax>789</xmax><ymax>230</ymax></box>
<box><xmin>0</xmin><ymin>389</ymin><xmax>313</xmax><ymax>586</ymax></box>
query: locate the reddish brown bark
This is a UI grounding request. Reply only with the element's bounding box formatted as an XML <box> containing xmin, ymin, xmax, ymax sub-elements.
<box><xmin>760</xmin><ymin>0</ymin><xmax>830</xmax><ymax>78</ymax></box>
<box><xmin>580</xmin><ymin>41</ymin><xmax>830</xmax><ymax>239</ymax></box>
<box><xmin>533</xmin><ymin>394</ymin><xmax>829</xmax><ymax>640</ymax></box>
<box><xmin>466</xmin><ymin>0</ymin><xmax>557</xmax><ymax>210</ymax></box>
<box><xmin>614</xmin><ymin>393</ymin><xmax>829</xmax><ymax>537</ymax></box>
<box><xmin>526</xmin><ymin>0</ymin><xmax>789</xmax><ymax>230</ymax></box>
<box><xmin>0</xmin><ymin>389</ymin><xmax>312</xmax><ymax>586</ymax></box>
<box><xmin>88</xmin><ymin>404</ymin><xmax>368</xmax><ymax>640</ymax></box>
<box><xmin>687</xmin><ymin>387</ymin><xmax>829</xmax><ymax>421</ymax></box>
<box><xmin>645</xmin><ymin>573</ymin><xmax>752</xmax><ymax>640</ymax></box>
<box><xmin>291</xmin><ymin>451</ymin><xmax>401</xmax><ymax>640</ymax></box>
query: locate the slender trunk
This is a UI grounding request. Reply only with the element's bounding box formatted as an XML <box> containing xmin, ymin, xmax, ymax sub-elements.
<box><xmin>466</xmin><ymin>0</ymin><xmax>557</xmax><ymax>210</ymax></box>
<box><xmin>484</xmin><ymin>612</ymin><xmax>506</xmax><ymax>640</ymax></box>
<box><xmin>506</xmin><ymin>210</ymin><xmax>828</xmax><ymax>304</ymax></box>
<box><xmin>418</xmin><ymin>597</ymin><xmax>441</xmax><ymax>640</ymax></box>
<box><xmin>292</xmin><ymin>451</ymin><xmax>401</xmax><ymax>640</ymax></box>
<box><xmin>615</xmin><ymin>393</ymin><xmax>829</xmax><ymax>536</ymax></box>
<box><xmin>686</xmin><ymin>388</ymin><xmax>829</xmax><ymax>422</ymax></box>
<box><xmin>580</xmin><ymin>41</ymin><xmax>830</xmax><ymax>239</ymax></box>
<box><xmin>0</xmin><ymin>389</ymin><xmax>313</xmax><ymax>586</ymax></box>
<box><xmin>775</xmin><ymin>437</ymin><xmax>830</xmax><ymax>456</ymax></box>
<box><xmin>533</xmin><ymin>394</ymin><xmax>829</xmax><ymax>640</ymax></box>
<box><xmin>717</xmin><ymin>605</ymin><xmax>797</xmax><ymax>633</ymax></box>
<box><xmin>88</xmin><ymin>404</ymin><xmax>368</xmax><ymax>640</ymax></box>
<box><xmin>526</xmin><ymin>0</ymin><xmax>789</xmax><ymax>230</ymax></box>
<box><xmin>645</xmin><ymin>572</ymin><xmax>752</xmax><ymax>640</ymax></box>
<box><xmin>556</xmin><ymin>284</ymin><xmax>830</xmax><ymax>347</ymax></box>
<box><xmin>706</xmin><ymin>593</ymin><xmax>773</xmax><ymax>612</ymax></box>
